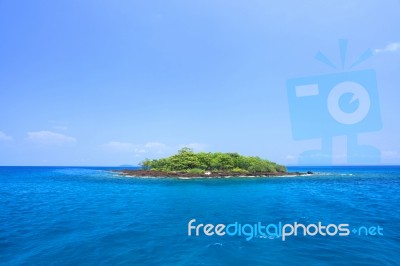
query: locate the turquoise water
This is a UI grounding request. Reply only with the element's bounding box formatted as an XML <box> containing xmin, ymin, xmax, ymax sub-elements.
<box><xmin>0</xmin><ymin>166</ymin><xmax>399</xmax><ymax>265</ymax></box>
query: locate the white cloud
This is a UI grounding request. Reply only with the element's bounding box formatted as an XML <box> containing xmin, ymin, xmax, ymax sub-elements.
<box><xmin>0</xmin><ymin>131</ymin><xmax>12</xmax><ymax>141</ymax></box>
<box><xmin>102</xmin><ymin>141</ymin><xmax>208</xmax><ymax>155</ymax></box>
<box><xmin>144</xmin><ymin>142</ymin><xmax>167</xmax><ymax>150</ymax></box>
<box><xmin>102</xmin><ymin>141</ymin><xmax>167</xmax><ymax>154</ymax></box>
<box><xmin>374</xmin><ymin>42</ymin><xmax>400</xmax><ymax>53</ymax></box>
<box><xmin>27</xmin><ymin>131</ymin><xmax>76</xmax><ymax>145</ymax></box>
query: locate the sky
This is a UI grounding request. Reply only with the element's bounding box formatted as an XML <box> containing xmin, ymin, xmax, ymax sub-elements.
<box><xmin>0</xmin><ymin>0</ymin><xmax>399</xmax><ymax>166</ymax></box>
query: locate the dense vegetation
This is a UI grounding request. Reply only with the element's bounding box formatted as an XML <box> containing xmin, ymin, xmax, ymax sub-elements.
<box><xmin>140</xmin><ymin>148</ymin><xmax>287</xmax><ymax>174</ymax></box>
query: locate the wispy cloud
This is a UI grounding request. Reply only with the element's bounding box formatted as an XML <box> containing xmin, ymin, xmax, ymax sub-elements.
<box><xmin>0</xmin><ymin>131</ymin><xmax>13</xmax><ymax>142</ymax></box>
<box><xmin>102</xmin><ymin>141</ymin><xmax>166</xmax><ymax>154</ymax></box>
<box><xmin>53</xmin><ymin>126</ymin><xmax>68</xmax><ymax>131</ymax></box>
<box><xmin>102</xmin><ymin>141</ymin><xmax>145</xmax><ymax>153</ymax></box>
<box><xmin>49</xmin><ymin>120</ymin><xmax>69</xmax><ymax>131</ymax></box>
<box><xmin>27</xmin><ymin>131</ymin><xmax>76</xmax><ymax>145</ymax></box>
<box><xmin>102</xmin><ymin>141</ymin><xmax>208</xmax><ymax>155</ymax></box>
<box><xmin>374</xmin><ymin>42</ymin><xmax>400</xmax><ymax>53</ymax></box>
<box><xmin>381</xmin><ymin>150</ymin><xmax>399</xmax><ymax>159</ymax></box>
<box><xmin>178</xmin><ymin>143</ymin><xmax>208</xmax><ymax>151</ymax></box>
<box><xmin>144</xmin><ymin>142</ymin><xmax>167</xmax><ymax>151</ymax></box>
<box><xmin>285</xmin><ymin>155</ymin><xmax>296</xmax><ymax>160</ymax></box>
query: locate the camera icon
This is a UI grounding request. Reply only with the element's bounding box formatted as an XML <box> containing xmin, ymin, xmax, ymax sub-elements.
<box><xmin>287</xmin><ymin>67</ymin><xmax>382</xmax><ymax>164</ymax></box>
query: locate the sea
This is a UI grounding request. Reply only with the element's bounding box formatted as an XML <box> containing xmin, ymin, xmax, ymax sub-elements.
<box><xmin>0</xmin><ymin>166</ymin><xmax>399</xmax><ymax>265</ymax></box>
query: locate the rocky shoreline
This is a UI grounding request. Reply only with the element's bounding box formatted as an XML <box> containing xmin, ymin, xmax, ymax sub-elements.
<box><xmin>113</xmin><ymin>169</ymin><xmax>313</xmax><ymax>178</ymax></box>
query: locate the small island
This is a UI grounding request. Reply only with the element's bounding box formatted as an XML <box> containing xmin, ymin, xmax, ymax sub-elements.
<box><xmin>116</xmin><ymin>148</ymin><xmax>311</xmax><ymax>178</ymax></box>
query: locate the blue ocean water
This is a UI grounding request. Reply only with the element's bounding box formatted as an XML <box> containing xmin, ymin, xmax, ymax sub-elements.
<box><xmin>0</xmin><ymin>166</ymin><xmax>399</xmax><ymax>265</ymax></box>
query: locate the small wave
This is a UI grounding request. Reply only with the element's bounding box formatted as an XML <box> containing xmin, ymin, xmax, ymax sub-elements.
<box><xmin>312</xmin><ymin>172</ymin><xmax>334</xmax><ymax>176</ymax></box>
<box><xmin>207</xmin><ymin>243</ymin><xmax>223</xmax><ymax>248</ymax></box>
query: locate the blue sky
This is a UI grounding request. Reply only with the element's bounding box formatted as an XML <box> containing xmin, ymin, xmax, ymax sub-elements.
<box><xmin>0</xmin><ymin>0</ymin><xmax>399</xmax><ymax>166</ymax></box>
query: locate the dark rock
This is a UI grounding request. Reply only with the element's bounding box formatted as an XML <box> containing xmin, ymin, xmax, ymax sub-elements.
<box><xmin>111</xmin><ymin>169</ymin><xmax>308</xmax><ymax>178</ymax></box>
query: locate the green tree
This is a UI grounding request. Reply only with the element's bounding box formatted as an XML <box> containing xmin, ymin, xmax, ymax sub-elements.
<box><xmin>140</xmin><ymin>147</ymin><xmax>286</xmax><ymax>173</ymax></box>
<box><xmin>140</xmin><ymin>158</ymin><xmax>151</xmax><ymax>170</ymax></box>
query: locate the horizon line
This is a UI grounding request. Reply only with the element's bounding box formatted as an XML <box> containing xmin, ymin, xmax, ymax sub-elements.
<box><xmin>0</xmin><ymin>165</ymin><xmax>399</xmax><ymax>167</ymax></box>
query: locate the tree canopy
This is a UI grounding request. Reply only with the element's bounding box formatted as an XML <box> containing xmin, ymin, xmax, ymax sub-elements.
<box><xmin>140</xmin><ymin>148</ymin><xmax>286</xmax><ymax>173</ymax></box>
